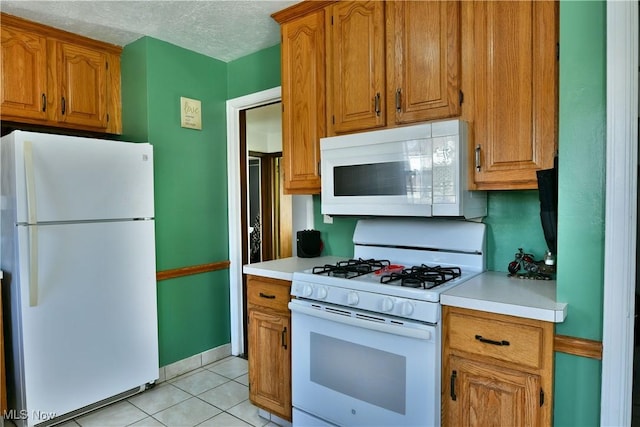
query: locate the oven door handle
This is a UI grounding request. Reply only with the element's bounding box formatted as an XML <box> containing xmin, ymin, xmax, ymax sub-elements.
<box><xmin>289</xmin><ymin>301</ymin><xmax>432</xmax><ymax>341</ymax></box>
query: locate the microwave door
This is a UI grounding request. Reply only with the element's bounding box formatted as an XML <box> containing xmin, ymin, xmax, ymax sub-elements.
<box><xmin>321</xmin><ymin>140</ymin><xmax>434</xmax><ymax>217</ymax></box>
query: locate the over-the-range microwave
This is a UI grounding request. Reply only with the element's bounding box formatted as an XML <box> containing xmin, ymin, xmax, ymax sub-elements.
<box><xmin>320</xmin><ymin>119</ymin><xmax>487</xmax><ymax>219</ymax></box>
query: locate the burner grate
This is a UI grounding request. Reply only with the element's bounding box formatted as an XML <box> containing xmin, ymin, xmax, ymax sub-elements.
<box><xmin>380</xmin><ymin>264</ymin><xmax>462</xmax><ymax>289</ymax></box>
<box><xmin>313</xmin><ymin>258</ymin><xmax>391</xmax><ymax>279</ymax></box>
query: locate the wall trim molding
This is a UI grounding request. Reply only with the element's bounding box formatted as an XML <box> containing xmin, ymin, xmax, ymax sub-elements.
<box><xmin>554</xmin><ymin>335</ymin><xmax>603</xmax><ymax>360</ymax></box>
<box><xmin>156</xmin><ymin>261</ymin><xmax>230</xmax><ymax>281</ymax></box>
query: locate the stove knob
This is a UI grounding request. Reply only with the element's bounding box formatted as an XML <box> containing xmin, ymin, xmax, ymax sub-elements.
<box><xmin>381</xmin><ymin>297</ymin><xmax>394</xmax><ymax>312</ymax></box>
<box><xmin>302</xmin><ymin>285</ymin><xmax>314</xmax><ymax>298</ymax></box>
<box><xmin>347</xmin><ymin>292</ymin><xmax>359</xmax><ymax>306</ymax></box>
<box><xmin>401</xmin><ymin>302</ymin><xmax>414</xmax><ymax>316</ymax></box>
<box><xmin>317</xmin><ymin>287</ymin><xmax>328</xmax><ymax>299</ymax></box>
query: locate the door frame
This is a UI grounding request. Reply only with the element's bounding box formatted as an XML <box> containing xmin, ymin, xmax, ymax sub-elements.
<box><xmin>226</xmin><ymin>87</ymin><xmax>282</xmax><ymax>356</ymax></box>
<box><xmin>601</xmin><ymin>1</ymin><xmax>638</xmax><ymax>425</ymax></box>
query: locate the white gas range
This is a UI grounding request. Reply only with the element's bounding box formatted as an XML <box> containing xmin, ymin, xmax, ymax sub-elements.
<box><xmin>289</xmin><ymin>218</ymin><xmax>486</xmax><ymax>427</ymax></box>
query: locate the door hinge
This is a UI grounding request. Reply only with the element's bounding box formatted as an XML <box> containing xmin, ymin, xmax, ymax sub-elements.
<box><xmin>556</xmin><ymin>43</ymin><xmax>560</xmax><ymax>60</ymax></box>
<box><xmin>459</xmin><ymin>90</ymin><xmax>464</xmax><ymax>106</ymax></box>
<box><xmin>540</xmin><ymin>388</ymin><xmax>544</xmax><ymax>407</ymax></box>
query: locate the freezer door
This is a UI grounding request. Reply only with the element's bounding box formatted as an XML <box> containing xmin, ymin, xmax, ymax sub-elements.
<box><xmin>14</xmin><ymin>220</ymin><xmax>158</xmax><ymax>422</ymax></box>
<box><xmin>10</xmin><ymin>131</ymin><xmax>154</xmax><ymax>223</ymax></box>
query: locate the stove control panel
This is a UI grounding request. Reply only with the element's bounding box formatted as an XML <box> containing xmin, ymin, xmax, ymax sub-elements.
<box><xmin>291</xmin><ymin>279</ymin><xmax>440</xmax><ymax>324</ymax></box>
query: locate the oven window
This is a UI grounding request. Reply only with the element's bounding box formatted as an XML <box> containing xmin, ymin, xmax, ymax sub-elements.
<box><xmin>309</xmin><ymin>332</ymin><xmax>406</xmax><ymax>414</ymax></box>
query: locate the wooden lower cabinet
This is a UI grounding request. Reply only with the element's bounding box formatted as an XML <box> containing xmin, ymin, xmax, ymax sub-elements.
<box><xmin>246</xmin><ymin>276</ymin><xmax>292</xmax><ymax>421</ymax></box>
<box><xmin>442</xmin><ymin>306</ymin><xmax>554</xmax><ymax>427</ymax></box>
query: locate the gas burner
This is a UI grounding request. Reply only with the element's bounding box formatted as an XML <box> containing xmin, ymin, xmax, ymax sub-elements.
<box><xmin>312</xmin><ymin>258</ymin><xmax>391</xmax><ymax>279</ymax></box>
<box><xmin>380</xmin><ymin>264</ymin><xmax>462</xmax><ymax>289</ymax></box>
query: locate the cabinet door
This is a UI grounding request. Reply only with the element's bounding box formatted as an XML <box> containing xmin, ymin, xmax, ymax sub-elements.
<box><xmin>446</xmin><ymin>355</ymin><xmax>541</xmax><ymax>427</ymax></box>
<box><xmin>327</xmin><ymin>1</ymin><xmax>385</xmax><ymax>134</ymax></box>
<box><xmin>462</xmin><ymin>1</ymin><xmax>558</xmax><ymax>190</ymax></box>
<box><xmin>0</xmin><ymin>25</ymin><xmax>48</xmax><ymax>121</ymax></box>
<box><xmin>280</xmin><ymin>9</ymin><xmax>325</xmax><ymax>194</ymax></box>
<box><xmin>248</xmin><ymin>308</ymin><xmax>291</xmax><ymax>421</ymax></box>
<box><xmin>386</xmin><ymin>1</ymin><xmax>460</xmax><ymax>125</ymax></box>
<box><xmin>55</xmin><ymin>41</ymin><xmax>108</xmax><ymax>129</ymax></box>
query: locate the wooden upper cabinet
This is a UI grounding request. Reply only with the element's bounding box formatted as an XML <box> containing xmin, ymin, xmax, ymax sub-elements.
<box><xmin>462</xmin><ymin>1</ymin><xmax>558</xmax><ymax>190</ymax></box>
<box><xmin>1</xmin><ymin>23</ymin><xmax>48</xmax><ymax>120</ymax></box>
<box><xmin>275</xmin><ymin>3</ymin><xmax>331</xmax><ymax>195</ymax></box>
<box><xmin>0</xmin><ymin>13</ymin><xmax>122</xmax><ymax>134</ymax></box>
<box><xmin>326</xmin><ymin>1</ymin><xmax>386</xmax><ymax>135</ymax></box>
<box><xmin>54</xmin><ymin>41</ymin><xmax>109</xmax><ymax>129</ymax></box>
<box><xmin>386</xmin><ymin>1</ymin><xmax>461</xmax><ymax>125</ymax></box>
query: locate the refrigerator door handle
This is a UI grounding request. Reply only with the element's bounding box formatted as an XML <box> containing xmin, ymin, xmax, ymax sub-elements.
<box><xmin>24</xmin><ymin>140</ymin><xmax>39</xmax><ymax>306</ymax></box>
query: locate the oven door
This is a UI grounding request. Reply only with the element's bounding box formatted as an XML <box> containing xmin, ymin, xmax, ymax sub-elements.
<box><xmin>289</xmin><ymin>299</ymin><xmax>440</xmax><ymax>427</ymax></box>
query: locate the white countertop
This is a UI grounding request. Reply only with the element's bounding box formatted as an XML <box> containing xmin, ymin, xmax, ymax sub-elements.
<box><xmin>441</xmin><ymin>271</ymin><xmax>567</xmax><ymax>323</ymax></box>
<box><xmin>242</xmin><ymin>256</ymin><xmax>346</xmax><ymax>281</ymax></box>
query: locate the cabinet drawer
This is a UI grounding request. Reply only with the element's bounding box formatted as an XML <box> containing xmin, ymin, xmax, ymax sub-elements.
<box><xmin>247</xmin><ymin>276</ymin><xmax>291</xmax><ymax>312</ymax></box>
<box><xmin>447</xmin><ymin>309</ymin><xmax>544</xmax><ymax>370</ymax></box>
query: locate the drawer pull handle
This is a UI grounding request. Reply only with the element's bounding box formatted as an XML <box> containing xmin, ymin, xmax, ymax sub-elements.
<box><xmin>259</xmin><ymin>292</ymin><xmax>276</xmax><ymax>299</ymax></box>
<box><xmin>475</xmin><ymin>334</ymin><xmax>510</xmax><ymax>346</ymax></box>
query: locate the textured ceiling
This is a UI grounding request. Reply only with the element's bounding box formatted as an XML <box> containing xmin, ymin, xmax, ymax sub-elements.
<box><xmin>0</xmin><ymin>0</ymin><xmax>298</xmax><ymax>62</ymax></box>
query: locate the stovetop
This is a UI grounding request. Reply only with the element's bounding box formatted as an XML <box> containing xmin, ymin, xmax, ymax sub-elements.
<box><xmin>310</xmin><ymin>258</ymin><xmax>464</xmax><ymax>291</ymax></box>
<box><xmin>290</xmin><ymin>218</ymin><xmax>486</xmax><ymax>323</ymax></box>
<box><xmin>293</xmin><ymin>258</ymin><xmax>480</xmax><ymax>303</ymax></box>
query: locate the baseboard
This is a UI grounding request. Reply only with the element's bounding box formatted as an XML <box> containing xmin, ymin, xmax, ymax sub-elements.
<box><xmin>157</xmin><ymin>343</ymin><xmax>232</xmax><ymax>383</ymax></box>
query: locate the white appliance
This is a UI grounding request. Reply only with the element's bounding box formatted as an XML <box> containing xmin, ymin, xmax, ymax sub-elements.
<box><xmin>320</xmin><ymin>119</ymin><xmax>487</xmax><ymax>219</ymax></box>
<box><xmin>0</xmin><ymin>131</ymin><xmax>158</xmax><ymax>427</ymax></box>
<box><xmin>289</xmin><ymin>218</ymin><xmax>486</xmax><ymax>426</ymax></box>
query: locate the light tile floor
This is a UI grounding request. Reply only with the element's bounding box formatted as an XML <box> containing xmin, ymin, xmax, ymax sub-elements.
<box><xmin>9</xmin><ymin>357</ymin><xmax>280</xmax><ymax>427</ymax></box>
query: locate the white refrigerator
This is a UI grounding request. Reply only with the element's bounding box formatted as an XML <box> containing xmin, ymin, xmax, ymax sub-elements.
<box><xmin>0</xmin><ymin>130</ymin><xmax>159</xmax><ymax>426</ymax></box>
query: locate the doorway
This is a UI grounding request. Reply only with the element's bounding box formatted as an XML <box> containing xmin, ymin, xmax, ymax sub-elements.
<box><xmin>245</xmin><ymin>103</ymin><xmax>292</xmax><ymax>264</ymax></box>
<box><xmin>227</xmin><ymin>87</ymin><xmax>315</xmax><ymax>358</ymax></box>
<box><xmin>226</xmin><ymin>87</ymin><xmax>283</xmax><ymax>357</ymax></box>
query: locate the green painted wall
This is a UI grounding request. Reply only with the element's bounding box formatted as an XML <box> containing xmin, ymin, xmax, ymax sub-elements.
<box><xmin>121</xmin><ymin>37</ymin><xmax>231</xmax><ymax>366</ymax></box>
<box><xmin>554</xmin><ymin>2</ymin><xmax>606</xmax><ymax>425</ymax></box>
<box><xmin>227</xmin><ymin>44</ymin><xmax>282</xmax><ymax>99</ymax></box>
